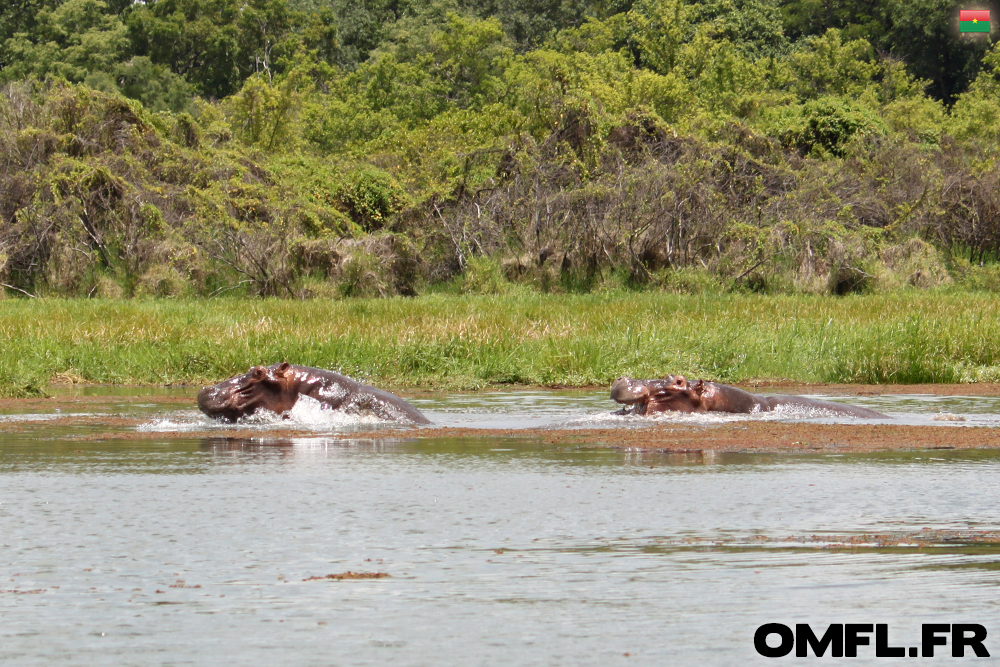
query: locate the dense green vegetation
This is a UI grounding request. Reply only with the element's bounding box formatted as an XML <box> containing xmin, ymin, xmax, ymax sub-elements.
<box><xmin>2</xmin><ymin>0</ymin><xmax>1000</xmax><ymax>299</ymax></box>
<box><xmin>2</xmin><ymin>294</ymin><xmax>1000</xmax><ymax>396</ymax></box>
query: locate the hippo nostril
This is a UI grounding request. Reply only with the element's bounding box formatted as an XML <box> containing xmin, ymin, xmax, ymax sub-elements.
<box><xmin>611</xmin><ymin>377</ymin><xmax>650</xmax><ymax>404</ymax></box>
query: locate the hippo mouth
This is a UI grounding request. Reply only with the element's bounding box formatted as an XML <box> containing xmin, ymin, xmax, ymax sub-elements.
<box><xmin>198</xmin><ymin>363</ymin><xmax>302</xmax><ymax>422</ymax></box>
<box><xmin>611</xmin><ymin>375</ymin><xmax>691</xmax><ymax>402</ymax></box>
<box><xmin>197</xmin><ymin>384</ymin><xmax>244</xmax><ymax>422</ymax></box>
<box><xmin>197</xmin><ymin>380</ymin><xmax>270</xmax><ymax>422</ymax></box>
<box><xmin>611</xmin><ymin>375</ymin><xmax>704</xmax><ymax>413</ymax></box>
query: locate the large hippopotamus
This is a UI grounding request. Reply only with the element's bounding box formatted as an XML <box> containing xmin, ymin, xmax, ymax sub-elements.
<box><xmin>198</xmin><ymin>362</ymin><xmax>430</xmax><ymax>424</ymax></box>
<box><xmin>610</xmin><ymin>375</ymin><xmax>888</xmax><ymax>419</ymax></box>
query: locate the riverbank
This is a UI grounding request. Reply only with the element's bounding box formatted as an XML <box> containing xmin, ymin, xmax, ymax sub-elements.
<box><xmin>28</xmin><ymin>418</ymin><xmax>1000</xmax><ymax>455</ymax></box>
<box><xmin>4</xmin><ymin>293</ymin><xmax>1000</xmax><ymax>398</ymax></box>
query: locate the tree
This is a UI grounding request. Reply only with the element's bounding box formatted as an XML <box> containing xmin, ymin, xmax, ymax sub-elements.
<box><xmin>1</xmin><ymin>0</ymin><xmax>128</xmax><ymax>84</ymax></box>
<box><xmin>289</xmin><ymin>0</ymin><xmax>414</xmax><ymax>67</ymax></box>
<box><xmin>625</xmin><ymin>0</ymin><xmax>693</xmax><ymax>73</ymax></box>
<box><xmin>456</xmin><ymin>0</ymin><xmax>592</xmax><ymax>49</ymax></box>
<box><xmin>126</xmin><ymin>0</ymin><xmax>294</xmax><ymax>99</ymax></box>
<box><xmin>113</xmin><ymin>56</ymin><xmax>194</xmax><ymax>113</ymax></box>
<box><xmin>884</xmin><ymin>0</ymin><xmax>993</xmax><ymax>103</ymax></box>
<box><xmin>390</xmin><ymin>13</ymin><xmax>510</xmax><ymax>107</ymax></box>
<box><xmin>689</xmin><ymin>0</ymin><xmax>788</xmax><ymax>59</ymax></box>
<box><xmin>787</xmin><ymin>28</ymin><xmax>876</xmax><ymax>99</ymax></box>
<box><xmin>778</xmin><ymin>0</ymin><xmax>996</xmax><ymax>102</ymax></box>
<box><xmin>0</xmin><ymin>0</ymin><xmax>62</xmax><ymax>70</ymax></box>
<box><xmin>779</xmin><ymin>0</ymin><xmax>886</xmax><ymax>43</ymax></box>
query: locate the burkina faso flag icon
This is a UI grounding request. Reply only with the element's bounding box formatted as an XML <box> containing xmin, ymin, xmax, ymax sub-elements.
<box><xmin>961</xmin><ymin>9</ymin><xmax>991</xmax><ymax>32</ymax></box>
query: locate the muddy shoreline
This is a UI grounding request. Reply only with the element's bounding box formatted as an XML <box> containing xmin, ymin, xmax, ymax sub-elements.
<box><xmin>15</xmin><ymin>417</ymin><xmax>1000</xmax><ymax>456</ymax></box>
<box><xmin>356</xmin><ymin>422</ymin><xmax>1000</xmax><ymax>454</ymax></box>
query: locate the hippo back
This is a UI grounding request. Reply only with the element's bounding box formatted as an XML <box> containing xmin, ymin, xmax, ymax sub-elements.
<box><xmin>699</xmin><ymin>382</ymin><xmax>770</xmax><ymax>413</ymax></box>
<box><xmin>288</xmin><ymin>365</ymin><xmax>431</xmax><ymax>424</ymax></box>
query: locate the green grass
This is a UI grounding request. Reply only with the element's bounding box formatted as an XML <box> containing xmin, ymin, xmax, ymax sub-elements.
<box><xmin>2</xmin><ymin>293</ymin><xmax>1000</xmax><ymax>397</ymax></box>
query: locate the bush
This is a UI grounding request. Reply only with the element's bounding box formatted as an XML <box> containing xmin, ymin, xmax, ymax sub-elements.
<box><xmin>338</xmin><ymin>248</ymin><xmax>389</xmax><ymax>298</ymax></box>
<box><xmin>462</xmin><ymin>256</ymin><xmax>510</xmax><ymax>294</ymax></box>
<box><xmin>335</xmin><ymin>167</ymin><xmax>409</xmax><ymax>232</ymax></box>
<box><xmin>135</xmin><ymin>265</ymin><xmax>189</xmax><ymax>297</ymax></box>
<box><xmin>828</xmin><ymin>265</ymin><xmax>875</xmax><ymax>295</ymax></box>
<box><xmin>950</xmin><ymin>257</ymin><xmax>1000</xmax><ymax>292</ymax></box>
<box><xmin>656</xmin><ymin>266</ymin><xmax>722</xmax><ymax>294</ymax></box>
<box><xmin>879</xmin><ymin>238</ymin><xmax>951</xmax><ymax>290</ymax></box>
<box><xmin>790</xmin><ymin>97</ymin><xmax>886</xmax><ymax>157</ymax></box>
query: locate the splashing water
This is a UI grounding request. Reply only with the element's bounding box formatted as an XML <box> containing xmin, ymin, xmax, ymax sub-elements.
<box><xmin>267</xmin><ymin>394</ymin><xmax>391</xmax><ymax>427</ymax></box>
<box><xmin>127</xmin><ymin>390</ymin><xmax>1000</xmax><ymax>434</ymax></box>
<box><xmin>138</xmin><ymin>394</ymin><xmax>404</xmax><ymax>433</ymax></box>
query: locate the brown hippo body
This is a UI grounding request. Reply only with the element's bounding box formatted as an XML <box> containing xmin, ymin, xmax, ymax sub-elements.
<box><xmin>611</xmin><ymin>375</ymin><xmax>888</xmax><ymax>419</ymax></box>
<box><xmin>198</xmin><ymin>362</ymin><xmax>430</xmax><ymax>424</ymax></box>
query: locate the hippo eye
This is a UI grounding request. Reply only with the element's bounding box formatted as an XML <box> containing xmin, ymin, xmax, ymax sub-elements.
<box><xmin>252</xmin><ymin>367</ymin><xmax>266</xmax><ymax>380</ymax></box>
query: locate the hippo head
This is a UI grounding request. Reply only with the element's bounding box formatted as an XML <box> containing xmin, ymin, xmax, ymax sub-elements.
<box><xmin>197</xmin><ymin>362</ymin><xmax>299</xmax><ymax>422</ymax></box>
<box><xmin>610</xmin><ymin>375</ymin><xmax>707</xmax><ymax>413</ymax></box>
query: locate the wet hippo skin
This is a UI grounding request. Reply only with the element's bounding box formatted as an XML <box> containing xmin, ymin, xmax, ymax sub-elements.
<box><xmin>611</xmin><ymin>375</ymin><xmax>889</xmax><ymax>419</ymax></box>
<box><xmin>198</xmin><ymin>362</ymin><xmax>430</xmax><ymax>424</ymax></box>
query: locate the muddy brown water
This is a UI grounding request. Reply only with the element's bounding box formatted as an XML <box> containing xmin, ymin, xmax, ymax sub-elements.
<box><xmin>3</xmin><ymin>387</ymin><xmax>1000</xmax><ymax>665</ymax></box>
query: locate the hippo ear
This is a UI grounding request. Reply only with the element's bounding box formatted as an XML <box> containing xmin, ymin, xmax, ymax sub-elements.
<box><xmin>691</xmin><ymin>380</ymin><xmax>705</xmax><ymax>396</ymax></box>
<box><xmin>275</xmin><ymin>361</ymin><xmax>292</xmax><ymax>377</ymax></box>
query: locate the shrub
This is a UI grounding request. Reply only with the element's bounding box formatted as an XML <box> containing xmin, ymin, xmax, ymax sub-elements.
<box><xmin>828</xmin><ymin>265</ymin><xmax>875</xmax><ymax>295</ymax></box>
<box><xmin>335</xmin><ymin>167</ymin><xmax>409</xmax><ymax>232</ymax></box>
<box><xmin>462</xmin><ymin>256</ymin><xmax>510</xmax><ymax>294</ymax></box>
<box><xmin>950</xmin><ymin>257</ymin><xmax>1000</xmax><ymax>292</ymax></box>
<box><xmin>135</xmin><ymin>265</ymin><xmax>189</xmax><ymax>297</ymax></box>
<box><xmin>879</xmin><ymin>238</ymin><xmax>951</xmax><ymax>289</ymax></box>
<box><xmin>789</xmin><ymin>96</ymin><xmax>886</xmax><ymax>157</ymax></box>
<box><xmin>656</xmin><ymin>266</ymin><xmax>722</xmax><ymax>294</ymax></box>
<box><xmin>338</xmin><ymin>248</ymin><xmax>388</xmax><ymax>298</ymax></box>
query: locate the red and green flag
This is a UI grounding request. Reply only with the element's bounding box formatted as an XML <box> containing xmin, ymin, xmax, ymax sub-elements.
<box><xmin>960</xmin><ymin>9</ymin><xmax>990</xmax><ymax>32</ymax></box>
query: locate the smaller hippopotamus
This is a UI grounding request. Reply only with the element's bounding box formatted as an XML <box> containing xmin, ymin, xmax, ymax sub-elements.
<box><xmin>198</xmin><ymin>362</ymin><xmax>430</xmax><ymax>424</ymax></box>
<box><xmin>610</xmin><ymin>375</ymin><xmax>888</xmax><ymax>419</ymax></box>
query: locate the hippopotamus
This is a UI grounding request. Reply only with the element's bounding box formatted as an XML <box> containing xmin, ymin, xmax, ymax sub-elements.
<box><xmin>198</xmin><ymin>362</ymin><xmax>430</xmax><ymax>424</ymax></box>
<box><xmin>610</xmin><ymin>375</ymin><xmax>888</xmax><ymax>419</ymax></box>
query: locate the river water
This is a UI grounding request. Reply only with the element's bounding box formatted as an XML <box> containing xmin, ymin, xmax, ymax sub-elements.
<box><xmin>2</xmin><ymin>389</ymin><xmax>1000</xmax><ymax>665</ymax></box>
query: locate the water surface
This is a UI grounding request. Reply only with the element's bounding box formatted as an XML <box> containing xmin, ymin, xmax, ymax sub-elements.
<box><xmin>2</xmin><ymin>390</ymin><xmax>1000</xmax><ymax>665</ymax></box>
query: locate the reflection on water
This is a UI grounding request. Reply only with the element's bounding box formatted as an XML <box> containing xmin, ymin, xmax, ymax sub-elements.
<box><xmin>2</xmin><ymin>391</ymin><xmax>1000</xmax><ymax>665</ymax></box>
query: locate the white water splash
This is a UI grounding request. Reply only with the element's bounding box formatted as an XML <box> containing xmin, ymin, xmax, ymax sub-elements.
<box><xmin>250</xmin><ymin>394</ymin><xmax>389</xmax><ymax>427</ymax></box>
<box><xmin>137</xmin><ymin>395</ymin><xmax>398</xmax><ymax>433</ymax></box>
<box><xmin>132</xmin><ymin>391</ymin><xmax>1000</xmax><ymax>434</ymax></box>
<box><xmin>551</xmin><ymin>402</ymin><xmax>895</xmax><ymax>429</ymax></box>
<box><xmin>137</xmin><ymin>412</ymin><xmax>214</xmax><ymax>432</ymax></box>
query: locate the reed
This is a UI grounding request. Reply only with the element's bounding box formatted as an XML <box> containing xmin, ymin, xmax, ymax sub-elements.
<box><xmin>2</xmin><ymin>293</ymin><xmax>1000</xmax><ymax>396</ymax></box>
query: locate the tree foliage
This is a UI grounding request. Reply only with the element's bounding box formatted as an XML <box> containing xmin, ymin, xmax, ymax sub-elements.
<box><xmin>3</xmin><ymin>0</ymin><xmax>1000</xmax><ymax>298</ymax></box>
<box><xmin>1</xmin><ymin>0</ymin><xmax>128</xmax><ymax>84</ymax></box>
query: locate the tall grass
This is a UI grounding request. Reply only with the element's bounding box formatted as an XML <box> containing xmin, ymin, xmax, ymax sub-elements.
<box><xmin>2</xmin><ymin>293</ymin><xmax>1000</xmax><ymax>396</ymax></box>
